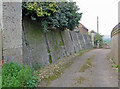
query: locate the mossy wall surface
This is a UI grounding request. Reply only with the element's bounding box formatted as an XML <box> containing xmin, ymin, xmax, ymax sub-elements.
<box><xmin>60</xmin><ymin>30</ymin><xmax>75</xmax><ymax>56</ymax></box>
<box><xmin>1</xmin><ymin>2</ymin><xmax>92</xmax><ymax>68</ymax></box>
<box><xmin>46</xmin><ymin>30</ymin><xmax>66</xmax><ymax>63</ymax></box>
<box><xmin>69</xmin><ymin>31</ymin><xmax>81</xmax><ymax>53</ymax></box>
<box><xmin>23</xmin><ymin>17</ymin><xmax>49</xmax><ymax>67</ymax></box>
<box><xmin>76</xmin><ymin>33</ymin><xmax>86</xmax><ymax>50</ymax></box>
<box><xmin>22</xmin><ymin>17</ymin><xmax>92</xmax><ymax>67</ymax></box>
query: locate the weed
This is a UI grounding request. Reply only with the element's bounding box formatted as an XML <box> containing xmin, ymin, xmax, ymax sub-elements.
<box><xmin>114</xmin><ymin>64</ymin><xmax>118</xmax><ymax>68</ymax></box>
<box><xmin>79</xmin><ymin>64</ymin><xmax>90</xmax><ymax>72</ymax></box>
<box><xmin>75</xmin><ymin>76</ymin><xmax>86</xmax><ymax>84</ymax></box>
<box><xmin>57</xmin><ymin>57</ymin><xmax>61</xmax><ymax>60</ymax></box>
<box><xmin>49</xmin><ymin>55</ymin><xmax>52</xmax><ymax>64</ymax></box>
<box><xmin>25</xmin><ymin>76</ymin><xmax>38</xmax><ymax>87</ymax></box>
<box><xmin>59</xmin><ymin>41</ymin><xmax>63</xmax><ymax>46</ymax></box>
<box><xmin>86</xmin><ymin>60</ymin><xmax>92</xmax><ymax>66</ymax></box>
<box><xmin>79</xmin><ymin>57</ymin><xmax>93</xmax><ymax>72</ymax></box>
<box><xmin>34</xmin><ymin>63</ymin><xmax>42</xmax><ymax>70</ymax></box>
<box><xmin>54</xmin><ymin>45</ymin><xmax>57</xmax><ymax>51</ymax></box>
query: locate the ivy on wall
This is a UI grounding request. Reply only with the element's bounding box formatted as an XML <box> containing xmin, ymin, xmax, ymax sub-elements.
<box><xmin>22</xmin><ymin>1</ymin><xmax>82</xmax><ymax>32</ymax></box>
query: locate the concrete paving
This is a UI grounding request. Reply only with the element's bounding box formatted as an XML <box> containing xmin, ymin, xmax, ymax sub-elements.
<box><xmin>48</xmin><ymin>49</ymin><xmax>118</xmax><ymax>87</ymax></box>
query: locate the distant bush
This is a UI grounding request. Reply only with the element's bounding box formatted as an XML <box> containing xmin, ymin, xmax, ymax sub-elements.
<box><xmin>2</xmin><ymin>62</ymin><xmax>38</xmax><ymax>87</ymax></box>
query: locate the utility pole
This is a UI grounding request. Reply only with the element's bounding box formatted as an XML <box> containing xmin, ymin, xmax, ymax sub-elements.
<box><xmin>97</xmin><ymin>16</ymin><xmax>100</xmax><ymax>48</ymax></box>
<box><xmin>97</xmin><ymin>16</ymin><xmax>99</xmax><ymax>33</ymax></box>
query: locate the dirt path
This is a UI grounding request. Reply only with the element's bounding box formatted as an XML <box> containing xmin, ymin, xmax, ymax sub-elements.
<box><xmin>47</xmin><ymin>49</ymin><xmax>118</xmax><ymax>87</ymax></box>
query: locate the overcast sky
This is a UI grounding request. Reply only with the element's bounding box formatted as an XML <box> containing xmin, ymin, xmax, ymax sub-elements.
<box><xmin>74</xmin><ymin>0</ymin><xmax>119</xmax><ymax>37</ymax></box>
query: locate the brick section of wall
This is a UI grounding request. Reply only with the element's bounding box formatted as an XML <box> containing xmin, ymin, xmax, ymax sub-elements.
<box><xmin>2</xmin><ymin>2</ymin><xmax>22</xmax><ymax>64</ymax></box>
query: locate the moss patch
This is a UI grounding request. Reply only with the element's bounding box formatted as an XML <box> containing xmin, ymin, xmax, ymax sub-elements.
<box><xmin>57</xmin><ymin>57</ymin><xmax>61</xmax><ymax>60</ymax></box>
<box><xmin>47</xmin><ymin>49</ymin><xmax>50</xmax><ymax>53</ymax></box>
<box><xmin>79</xmin><ymin>50</ymin><xmax>85</xmax><ymax>56</ymax></box>
<box><xmin>59</xmin><ymin>41</ymin><xmax>64</xmax><ymax>46</ymax></box>
<box><xmin>55</xmin><ymin>40</ymin><xmax>58</xmax><ymax>45</ymax></box>
<box><xmin>49</xmin><ymin>55</ymin><xmax>52</xmax><ymax>64</ymax></box>
<box><xmin>79</xmin><ymin>57</ymin><xmax>93</xmax><ymax>72</ymax></box>
<box><xmin>54</xmin><ymin>45</ymin><xmax>57</xmax><ymax>52</ymax></box>
<box><xmin>75</xmin><ymin>76</ymin><xmax>86</xmax><ymax>84</ymax></box>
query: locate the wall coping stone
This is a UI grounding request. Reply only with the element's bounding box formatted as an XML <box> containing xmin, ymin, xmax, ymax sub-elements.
<box><xmin>111</xmin><ymin>23</ymin><xmax>120</xmax><ymax>38</ymax></box>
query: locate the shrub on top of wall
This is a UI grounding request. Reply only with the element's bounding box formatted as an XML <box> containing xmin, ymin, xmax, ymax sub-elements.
<box><xmin>22</xmin><ymin>1</ymin><xmax>82</xmax><ymax>32</ymax></box>
<box><xmin>2</xmin><ymin>62</ymin><xmax>38</xmax><ymax>87</ymax></box>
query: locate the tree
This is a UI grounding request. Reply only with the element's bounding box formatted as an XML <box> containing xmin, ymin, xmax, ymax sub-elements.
<box><xmin>22</xmin><ymin>1</ymin><xmax>82</xmax><ymax>32</ymax></box>
<box><xmin>94</xmin><ymin>33</ymin><xmax>103</xmax><ymax>47</ymax></box>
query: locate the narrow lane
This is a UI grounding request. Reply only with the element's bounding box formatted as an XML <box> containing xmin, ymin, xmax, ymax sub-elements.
<box><xmin>48</xmin><ymin>49</ymin><xmax>118</xmax><ymax>87</ymax></box>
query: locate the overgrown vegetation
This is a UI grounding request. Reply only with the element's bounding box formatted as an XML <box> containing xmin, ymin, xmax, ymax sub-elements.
<box><xmin>2</xmin><ymin>62</ymin><xmax>38</xmax><ymax>87</ymax></box>
<box><xmin>106</xmin><ymin>55</ymin><xmax>118</xmax><ymax>71</ymax></box>
<box><xmin>22</xmin><ymin>1</ymin><xmax>82</xmax><ymax>32</ymax></box>
<box><xmin>35</xmin><ymin>59</ymin><xmax>73</xmax><ymax>87</ymax></box>
<box><xmin>34</xmin><ymin>49</ymin><xmax>92</xmax><ymax>87</ymax></box>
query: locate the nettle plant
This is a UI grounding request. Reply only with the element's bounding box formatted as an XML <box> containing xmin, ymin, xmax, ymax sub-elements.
<box><xmin>22</xmin><ymin>1</ymin><xmax>82</xmax><ymax>32</ymax></box>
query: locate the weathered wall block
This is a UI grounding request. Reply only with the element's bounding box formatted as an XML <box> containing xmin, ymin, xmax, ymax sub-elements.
<box><xmin>60</xmin><ymin>30</ymin><xmax>75</xmax><ymax>56</ymax></box>
<box><xmin>23</xmin><ymin>17</ymin><xmax>49</xmax><ymax>67</ymax></box>
<box><xmin>2</xmin><ymin>2</ymin><xmax>22</xmax><ymax>64</ymax></box>
<box><xmin>0</xmin><ymin>1</ymin><xmax>2</xmax><ymax>61</ymax></box>
<box><xmin>46</xmin><ymin>30</ymin><xmax>66</xmax><ymax>63</ymax></box>
<box><xmin>69</xmin><ymin>31</ymin><xmax>81</xmax><ymax>53</ymax></box>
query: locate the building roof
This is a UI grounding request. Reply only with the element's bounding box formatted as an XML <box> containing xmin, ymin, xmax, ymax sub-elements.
<box><xmin>79</xmin><ymin>23</ymin><xmax>89</xmax><ymax>32</ymax></box>
<box><xmin>74</xmin><ymin>23</ymin><xmax>89</xmax><ymax>32</ymax></box>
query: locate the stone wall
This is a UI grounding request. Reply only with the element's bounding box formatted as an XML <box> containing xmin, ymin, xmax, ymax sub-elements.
<box><xmin>111</xmin><ymin>23</ymin><xmax>120</xmax><ymax>64</ymax></box>
<box><xmin>22</xmin><ymin>17</ymin><xmax>92</xmax><ymax>67</ymax></box>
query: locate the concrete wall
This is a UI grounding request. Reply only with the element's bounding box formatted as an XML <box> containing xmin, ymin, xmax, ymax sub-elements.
<box><xmin>23</xmin><ymin>17</ymin><xmax>50</xmax><ymax>67</ymax></box>
<box><xmin>1</xmin><ymin>2</ymin><xmax>92</xmax><ymax>68</ymax></box>
<box><xmin>2</xmin><ymin>2</ymin><xmax>22</xmax><ymax>64</ymax></box>
<box><xmin>22</xmin><ymin>17</ymin><xmax>92</xmax><ymax>67</ymax></box>
<box><xmin>111</xmin><ymin>23</ymin><xmax>120</xmax><ymax>64</ymax></box>
<box><xmin>0</xmin><ymin>1</ymin><xmax>2</xmax><ymax>61</ymax></box>
<box><xmin>111</xmin><ymin>2</ymin><xmax>120</xmax><ymax>65</ymax></box>
<box><xmin>118</xmin><ymin>1</ymin><xmax>120</xmax><ymax>23</ymax></box>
